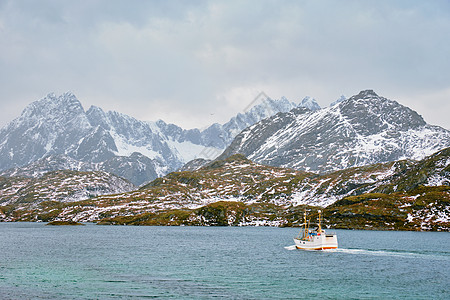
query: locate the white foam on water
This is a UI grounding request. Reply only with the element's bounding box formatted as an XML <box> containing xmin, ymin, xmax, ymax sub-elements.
<box><xmin>284</xmin><ymin>245</ymin><xmax>297</xmax><ymax>251</ymax></box>
<box><xmin>284</xmin><ymin>247</ymin><xmax>448</xmax><ymax>261</ymax></box>
<box><xmin>335</xmin><ymin>248</ymin><xmax>448</xmax><ymax>261</ymax></box>
<box><xmin>335</xmin><ymin>248</ymin><xmax>422</xmax><ymax>258</ymax></box>
<box><xmin>335</xmin><ymin>248</ymin><xmax>400</xmax><ymax>256</ymax></box>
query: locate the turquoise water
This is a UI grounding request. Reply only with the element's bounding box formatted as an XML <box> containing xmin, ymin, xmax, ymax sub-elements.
<box><xmin>0</xmin><ymin>223</ymin><xmax>449</xmax><ymax>299</ymax></box>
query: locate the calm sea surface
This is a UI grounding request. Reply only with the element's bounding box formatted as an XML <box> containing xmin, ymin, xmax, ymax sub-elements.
<box><xmin>0</xmin><ymin>223</ymin><xmax>448</xmax><ymax>299</ymax></box>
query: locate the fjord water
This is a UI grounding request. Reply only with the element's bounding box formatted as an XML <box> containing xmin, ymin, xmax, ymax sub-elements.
<box><xmin>0</xmin><ymin>223</ymin><xmax>448</xmax><ymax>299</ymax></box>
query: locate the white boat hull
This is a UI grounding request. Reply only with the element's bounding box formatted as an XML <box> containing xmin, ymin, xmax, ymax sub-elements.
<box><xmin>294</xmin><ymin>233</ymin><xmax>338</xmax><ymax>250</ymax></box>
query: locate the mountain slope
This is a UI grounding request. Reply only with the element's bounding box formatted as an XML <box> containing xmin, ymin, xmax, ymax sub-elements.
<box><xmin>0</xmin><ymin>152</ymin><xmax>163</xmax><ymax>187</ymax></box>
<box><xmin>374</xmin><ymin>147</ymin><xmax>450</xmax><ymax>193</ymax></box>
<box><xmin>219</xmin><ymin>90</ymin><xmax>450</xmax><ymax>173</ymax></box>
<box><xmin>0</xmin><ymin>170</ymin><xmax>135</xmax><ymax>206</ymax></box>
<box><xmin>3</xmin><ymin>147</ymin><xmax>448</xmax><ymax>230</ymax></box>
<box><xmin>95</xmin><ymin>185</ymin><xmax>448</xmax><ymax>231</ymax></box>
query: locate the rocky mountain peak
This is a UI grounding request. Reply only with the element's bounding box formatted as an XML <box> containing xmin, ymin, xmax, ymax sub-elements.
<box><xmin>19</xmin><ymin>92</ymin><xmax>85</xmax><ymax>123</ymax></box>
<box><xmin>330</xmin><ymin>95</ymin><xmax>346</xmax><ymax>106</ymax></box>
<box><xmin>340</xmin><ymin>90</ymin><xmax>426</xmax><ymax>133</ymax></box>
<box><xmin>86</xmin><ymin>105</ymin><xmax>105</xmax><ymax>116</ymax></box>
<box><xmin>352</xmin><ymin>89</ymin><xmax>379</xmax><ymax>99</ymax></box>
<box><xmin>86</xmin><ymin>105</ymin><xmax>112</xmax><ymax>130</ymax></box>
<box><xmin>299</xmin><ymin>96</ymin><xmax>321</xmax><ymax>111</ymax></box>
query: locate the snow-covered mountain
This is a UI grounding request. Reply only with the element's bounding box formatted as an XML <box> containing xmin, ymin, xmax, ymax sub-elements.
<box><xmin>219</xmin><ymin>90</ymin><xmax>450</xmax><ymax>173</ymax></box>
<box><xmin>330</xmin><ymin>95</ymin><xmax>346</xmax><ymax>106</ymax></box>
<box><xmin>299</xmin><ymin>96</ymin><xmax>321</xmax><ymax>111</ymax></box>
<box><xmin>158</xmin><ymin>95</ymin><xmax>317</xmax><ymax>155</ymax></box>
<box><xmin>0</xmin><ymin>92</ymin><xmax>306</xmax><ymax>185</ymax></box>
<box><xmin>0</xmin><ymin>93</ymin><xmax>172</xmax><ymax>185</ymax></box>
<box><xmin>4</xmin><ymin>89</ymin><xmax>447</xmax><ymax>186</ymax></box>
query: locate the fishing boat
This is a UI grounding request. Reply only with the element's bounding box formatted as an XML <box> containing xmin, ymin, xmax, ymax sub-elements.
<box><xmin>293</xmin><ymin>210</ymin><xmax>338</xmax><ymax>250</ymax></box>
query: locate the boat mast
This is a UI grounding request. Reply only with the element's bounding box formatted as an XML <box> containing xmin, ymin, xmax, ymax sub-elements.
<box><xmin>318</xmin><ymin>210</ymin><xmax>322</xmax><ymax>233</ymax></box>
<box><xmin>304</xmin><ymin>210</ymin><xmax>307</xmax><ymax>239</ymax></box>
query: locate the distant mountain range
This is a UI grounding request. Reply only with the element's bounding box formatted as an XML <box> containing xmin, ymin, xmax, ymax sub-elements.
<box><xmin>2</xmin><ymin>90</ymin><xmax>449</xmax><ymax>188</ymax></box>
<box><xmin>0</xmin><ymin>92</ymin><xmax>317</xmax><ymax>185</ymax></box>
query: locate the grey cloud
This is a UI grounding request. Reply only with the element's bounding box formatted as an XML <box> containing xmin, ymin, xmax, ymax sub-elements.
<box><xmin>0</xmin><ymin>0</ymin><xmax>449</xmax><ymax>130</ymax></box>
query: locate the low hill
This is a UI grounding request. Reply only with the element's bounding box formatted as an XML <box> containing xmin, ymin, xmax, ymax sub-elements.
<box><xmin>1</xmin><ymin>149</ymin><xmax>448</xmax><ymax>230</ymax></box>
<box><xmin>0</xmin><ymin>170</ymin><xmax>135</xmax><ymax>206</ymax></box>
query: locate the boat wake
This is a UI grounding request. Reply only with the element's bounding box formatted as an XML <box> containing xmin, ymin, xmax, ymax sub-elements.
<box><xmin>284</xmin><ymin>245</ymin><xmax>297</xmax><ymax>251</ymax></box>
<box><xmin>284</xmin><ymin>246</ymin><xmax>448</xmax><ymax>260</ymax></box>
<box><xmin>332</xmin><ymin>248</ymin><xmax>449</xmax><ymax>260</ymax></box>
<box><xmin>335</xmin><ymin>248</ymin><xmax>416</xmax><ymax>257</ymax></box>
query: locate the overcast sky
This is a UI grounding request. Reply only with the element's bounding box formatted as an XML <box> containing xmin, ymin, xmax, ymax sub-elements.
<box><xmin>0</xmin><ymin>0</ymin><xmax>449</xmax><ymax>130</ymax></box>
